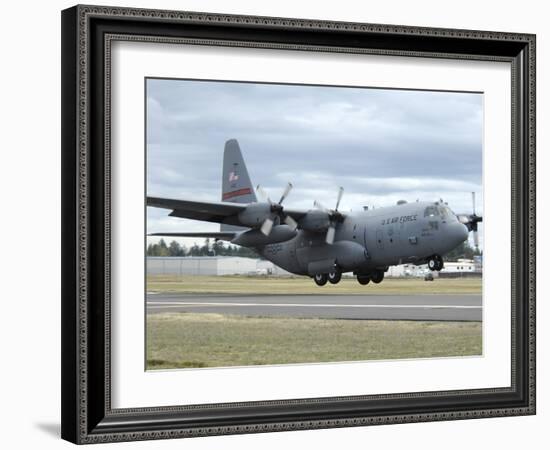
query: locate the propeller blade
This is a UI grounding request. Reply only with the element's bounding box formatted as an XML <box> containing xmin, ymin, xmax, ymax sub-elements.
<box><xmin>314</xmin><ymin>200</ymin><xmax>327</xmax><ymax>210</ymax></box>
<box><xmin>473</xmin><ymin>230</ymin><xmax>479</xmax><ymax>248</ymax></box>
<box><xmin>284</xmin><ymin>215</ymin><xmax>298</xmax><ymax>231</ymax></box>
<box><xmin>335</xmin><ymin>186</ymin><xmax>344</xmax><ymax>211</ymax></box>
<box><xmin>472</xmin><ymin>191</ymin><xmax>476</xmax><ymax>216</ymax></box>
<box><xmin>458</xmin><ymin>214</ymin><xmax>470</xmax><ymax>225</ymax></box>
<box><xmin>326</xmin><ymin>226</ymin><xmax>336</xmax><ymax>245</ymax></box>
<box><xmin>260</xmin><ymin>218</ymin><xmax>274</xmax><ymax>236</ymax></box>
<box><xmin>278</xmin><ymin>182</ymin><xmax>293</xmax><ymax>205</ymax></box>
<box><xmin>256</xmin><ymin>185</ymin><xmax>271</xmax><ymax>204</ymax></box>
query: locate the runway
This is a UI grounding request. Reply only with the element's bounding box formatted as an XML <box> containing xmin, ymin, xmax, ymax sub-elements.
<box><xmin>147</xmin><ymin>293</ymin><xmax>482</xmax><ymax>321</ymax></box>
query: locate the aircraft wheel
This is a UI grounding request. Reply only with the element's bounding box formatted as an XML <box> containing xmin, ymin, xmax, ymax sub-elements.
<box><xmin>357</xmin><ymin>275</ymin><xmax>370</xmax><ymax>285</ymax></box>
<box><xmin>314</xmin><ymin>274</ymin><xmax>328</xmax><ymax>286</ymax></box>
<box><xmin>328</xmin><ymin>270</ymin><xmax>342</xmax><ymax>284</ymax></box>
<box><xmin>371</xmin><ymin>270</ymin><xmax>384</xmax><ymax>284</ymax></box>
<box><xmin>428</xmin><ymin>255</ymin><xmax>444</xmax><ymax>271</ymax></box>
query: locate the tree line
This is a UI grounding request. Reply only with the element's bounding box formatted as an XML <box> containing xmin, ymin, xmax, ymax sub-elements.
<box><xmin>146</xmin><ymin>238</ymin><xmax>258</xmax><ymax>258</ymax></box>
<box><xmin>147</xmin><ymin>238</ymin><xmax>480</xmax><ymax>261</ymax></box>
<box><xmin>444</xmin><ymin>241</ymin><xmax>482</xmax><ymax>261</ymax></box>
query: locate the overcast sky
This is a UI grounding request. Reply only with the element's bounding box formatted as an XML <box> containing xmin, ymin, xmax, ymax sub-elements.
<box><xmin>146</xmin><ymin>78</ymin><xmax>483</xmax><ymax>250</ymax></box>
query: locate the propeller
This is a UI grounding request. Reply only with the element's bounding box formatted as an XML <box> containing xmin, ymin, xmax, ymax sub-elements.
<box><xmin>256</xmin><ymin>182</ymin><xmax>296</xmax><ymax>235</ymax></box>
<box><xmin>458</xmin><ymin>192</ymin><xmax>483</xmax><ymax>250</ymax></box>
<box><xmin>471</xmin><ymin>192</ymin><xmax>482</xmax><ymax>249</ymax></box>
<box><xmin>315</xmin><ymin>187</ymin><xmax>344</xmax><ymax>244</ymax></box>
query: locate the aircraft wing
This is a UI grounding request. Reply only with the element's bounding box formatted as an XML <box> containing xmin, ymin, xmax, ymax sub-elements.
<box><xmin>147</xmin><ymin>197</ymin><xmax>343</xmax><ymax>231</ymax></box>
<box><xmin>148</xmin><ymin>231</ymin><xmax>237</xmax><ymax>241</ymax></box>
<box><xmin>147</xmin><ymin>196</ymin><xmax>246</xmax><ymax>226</ymax></box>
<box><xmin>281</xmin><ymin>208</ymin><xmax>309</xmax><ymax>222</ymax></box>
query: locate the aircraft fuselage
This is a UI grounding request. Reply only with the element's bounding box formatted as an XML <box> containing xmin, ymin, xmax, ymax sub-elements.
<box><xmin>256</xmin><ymin>201</ymin><xmax>468</xmax><ymax>277</ymax></box>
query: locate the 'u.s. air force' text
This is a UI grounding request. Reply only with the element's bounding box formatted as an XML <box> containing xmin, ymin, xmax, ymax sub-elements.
<box><xmin>381</xmin><ymin>215</ymin><xmax>418</xmax><ymax>225</ymax></box>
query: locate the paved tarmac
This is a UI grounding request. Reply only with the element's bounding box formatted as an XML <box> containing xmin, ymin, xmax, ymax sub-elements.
<box><xmin>147</xmin><ymin>293</ymin><xmax>482</xmax><ymax>321</ymax></box>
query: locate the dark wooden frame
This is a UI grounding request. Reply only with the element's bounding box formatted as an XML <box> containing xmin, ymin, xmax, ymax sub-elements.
<box><xmin>61</xmin><ymin>4</ymin><xmax>536</xmax><ymax>444</ymax></box>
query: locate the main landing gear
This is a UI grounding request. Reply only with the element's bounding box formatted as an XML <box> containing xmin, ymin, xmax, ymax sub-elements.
<box><xmin>427</xmin><ymin>254</ymin><xmax>444</xmax><ymax>271</ymax></box>
<box><xmin>356</xmin><ymin>269</ymin><xmax>384</xmax><ymax>286</ymax></box>
<box><xmin>313</xmin><ymin>268</ymin><xmax>386</xmax><ymax>286</ymax></box>
<box><xmin>327</xmin><ymin>270</ymin><xmax>342</xmax><ymax>284</ymax></box>
<box><xmin>313</xmin><ymin>273</ymin><xmax>328</xmax><ymax>286</ymax></box>
<box><xmin>313</xmin><ymin>268</ymin><xmax>342</xmax><ymax>286</ymax></box>
<box><xmin>370</xmin><ymin>270</ymin><xmax>384</xmax><ymax>284</ymax></box>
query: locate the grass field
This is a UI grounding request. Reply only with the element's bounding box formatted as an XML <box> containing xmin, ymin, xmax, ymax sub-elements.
<box><xmin>146</xmin><ymin>275</ymin><xmax>482</xmax><ymax>370</ymax></box>
<box><xmin>147</xmin><ymin>274</ymin><xmax>482</xmax><ymax>295</ymax></box>
<box><xmin>147</xmin><ymin>313</ymin><xmax>482</xmax><ymax>369</ymax></box>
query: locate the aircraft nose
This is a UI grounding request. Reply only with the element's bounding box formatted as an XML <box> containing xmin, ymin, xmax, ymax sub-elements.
<box><xmin>453</xmin><ymin>222</ymin><xmax>469</xmax><ymax>245</ymax></box>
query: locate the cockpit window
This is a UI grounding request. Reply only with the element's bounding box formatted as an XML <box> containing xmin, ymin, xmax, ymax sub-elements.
<box><xmin>424</xmin><ymin>206</ymin><xmax>439</xmax><ymax>217</ymax></box>
<box><xmin>444</xmin><ymin>206</ymin><xmax>456</xmax><ymax>219</ymax></box>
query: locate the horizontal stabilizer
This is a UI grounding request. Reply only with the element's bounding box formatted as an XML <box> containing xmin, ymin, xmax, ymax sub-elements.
<box><xmin>147</xmin><ymin>196</ymin><xmax>246</xmax><ymax>226</ymax></box>
<box><xmin>148</xmin><ymin>231</ymin><xmax>237</xmax><ymax>241</ymax></box>
<box><xmin>147</xmin><ymin>196</ymin><xmax>246</xmax><ymax>214</ymax></box>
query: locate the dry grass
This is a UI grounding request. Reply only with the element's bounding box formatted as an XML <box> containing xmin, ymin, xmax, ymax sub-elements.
<box><xmin>147</xmin><ymin>275</ymin><xmax>482</xmax><ymax>296</ymax></box>
<box><xmin>146</xmin><ymin>312</ymin><xmax>482</xmax><ymax>370</ymax></box>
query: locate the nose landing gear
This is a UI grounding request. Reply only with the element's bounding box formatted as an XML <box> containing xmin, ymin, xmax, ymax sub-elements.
<box><xmin>427</xmin><ymin>255</ymin><xmax>444</xmax><ymax>271</ymax></box>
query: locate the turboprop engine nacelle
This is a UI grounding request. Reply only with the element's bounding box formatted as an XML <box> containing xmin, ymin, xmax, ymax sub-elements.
<box><xmin>299</xmin><ymin>209</ymin><xmax>330</xmax><ymax>232</ymax></box>
<box><xmin>231</xmin><ymin>225</ymin><xmax>297</xmax><ymax>247</ymax></box>
<box><xmin>237</xmin><ymin>203</ymin><xmax>273</xmax><ymax>228</ymax></box>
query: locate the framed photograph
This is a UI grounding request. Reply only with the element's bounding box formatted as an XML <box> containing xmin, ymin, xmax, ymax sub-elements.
<box><xmin>61</xmin><ymin>4</ymin><xmax>536</xmax><ymax>444</ymax></box>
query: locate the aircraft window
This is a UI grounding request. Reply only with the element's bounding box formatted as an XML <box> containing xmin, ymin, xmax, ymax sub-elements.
<box><xmin>439</xmin><ymin>206</ymin><xmax>455</xmax><ymax>220</ymax></box>
<box><xmin>424</xmin><ymin>206</ymin><xmax>439</xmax><ymax>217</ymax></box>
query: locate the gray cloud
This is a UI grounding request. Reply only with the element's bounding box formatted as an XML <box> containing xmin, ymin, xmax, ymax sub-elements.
<box><xmin>146</xmin><ymin>78</ymin><xmax>483</xmax><ymax>249</ymax></box>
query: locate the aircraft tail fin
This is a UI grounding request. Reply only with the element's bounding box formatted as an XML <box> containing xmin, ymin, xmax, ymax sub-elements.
<box><xmin>221</xmin><ymin>139</ymin><xmax>256</xmax><ymax>232</ymax></box>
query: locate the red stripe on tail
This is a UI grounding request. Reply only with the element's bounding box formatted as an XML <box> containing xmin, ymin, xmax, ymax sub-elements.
<box><xmin>222</xmin><ymin>187</ymin><xmax>252</xmax><ymax>200</ymax></box>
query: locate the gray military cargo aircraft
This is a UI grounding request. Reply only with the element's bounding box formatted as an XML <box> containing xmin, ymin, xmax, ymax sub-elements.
<box><xmin>147</xmin><ymin>139</ymin><xmax>482</xmax><ymax>286</ymax></box>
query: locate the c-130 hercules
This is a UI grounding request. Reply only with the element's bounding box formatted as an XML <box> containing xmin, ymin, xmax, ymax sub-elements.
<box><xmin>147</xmin><ymin>139</ymin><xmax>482</xmax><ymax>286</ymax></box>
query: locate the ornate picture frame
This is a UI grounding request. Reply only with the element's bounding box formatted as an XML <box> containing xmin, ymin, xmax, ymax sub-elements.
<box><xmin>61</xmin><ymin>5</ymin><xmax>535</xmax><ymax>444</ymax></box>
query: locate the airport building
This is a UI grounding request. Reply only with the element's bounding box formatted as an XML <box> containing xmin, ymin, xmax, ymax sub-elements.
<box><xmin>146</xmin><ymin>256</ymin><xmax>292</xmax><ymax>276</ymax></box>
<box><xmin>386</xmin><ymin>258</ymin><xmax>482</xmax><ymax>278</ymax></box>
<box><xmin>440</xmin><ymin>258</ymin><xmax>477</xmax><ymax>273</ymax></box>
<box><xmin>437</xmin><ymin>258</ymin><xmax>482</xmax><ymax>278</ymax></box>
<box><xmin>385</xmin><ymin>264</ymin><xmax>429</xmax><ymax>278</ymax></box>
<box><xmin>147</xmin><ymin>257</ymin><xmax>481</xmax><ymax>278</ymax></box>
